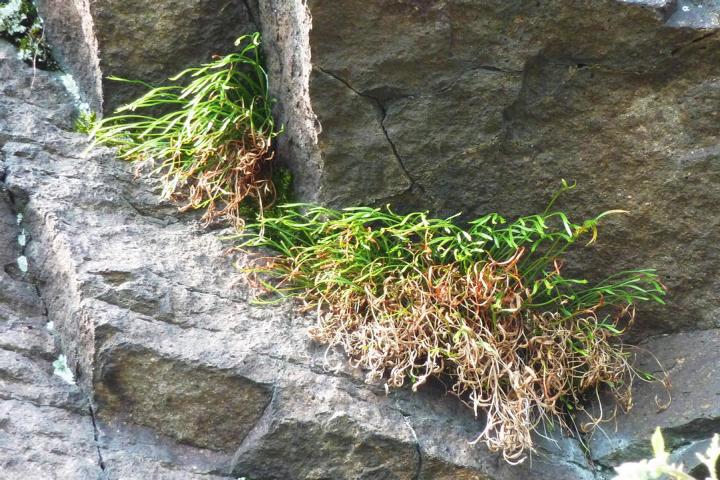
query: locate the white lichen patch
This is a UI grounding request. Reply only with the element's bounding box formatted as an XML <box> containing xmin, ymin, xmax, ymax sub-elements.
<box><xmin>60</xmin><ymin>73</ymin><xmax>91</xmax><ymax>114</ymax></box>
<box><xmin>16</xmin><ymin>255</ymin><xmax>27</xmax><ymax>272</ymax></box>
<box><xmin>0</xmin><ymin>0</ymin><xmax>28</xmax><ymax>36</ymax></box>
<box><xmin>17</xmin><ymin>229</ymin><xmax>26</xmax><ymax>247</ymax></box>
<box><xmin>52</xmin><ymin>354</ymin><xmax>75</xmax><ymax>385</ymax></box>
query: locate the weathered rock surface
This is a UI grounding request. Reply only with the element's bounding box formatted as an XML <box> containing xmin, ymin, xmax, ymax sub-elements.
<box><xmin>35</xmin><ymin>0</ymin><xmax>256</xmax><ymax>112</ymax></box>
<box><xmin>0</xmin><ymin>43</ymin><xmax>100</xmax><ymax>480</ymax></box>
<box><xmin>588</xmin><ymin>329</ymin><xmax>720</xmax><ymax>478</ymax></box>
<box><xmin>256</xmin><ymin>0</ymin><xmax>720</xmax><ymax>336</ymax></box>
<box><xmin>8</xmin><ymin>0</ymin><xmax>720</xmax><ymax>476</ymax></box>
<box><xmin>33</xmin><ymin>0</ymin><xmax>720</xmax><ymax>334</ymax></box>
<box><xmin>1</xmin><ymin>40</ymin><xmax>597</xmax><ymax>479</ymax></box>
<box><xmin>0</xmin><ymin>203</ymin><xmax>97</xmax><ymax>479</ymax></box>
<box><xmin>0</xmin><ymin>40</ymin><xmax>238</xmax><ymax>480</ymax></box>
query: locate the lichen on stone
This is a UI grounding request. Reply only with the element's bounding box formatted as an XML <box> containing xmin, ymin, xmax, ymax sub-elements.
<box><xmin>16</xmin><ymin>254</ymin><xmax>27</xmax><ymax>272</ymax></box>
<box><xmin>52</xmin><ymin>354</ymin><xmax>76</xmax><ymax>385</ymax></box>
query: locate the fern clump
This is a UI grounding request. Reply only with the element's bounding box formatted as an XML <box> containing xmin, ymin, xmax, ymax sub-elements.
<box><xmin>237</xmin><ymin>182</ymin><xmax>666</xmax><ymax>463</ymax></box>
<box><xmin>92</xmin><ymin>33</ymin><xmax>280</xmax><ymax>226</ymax></box>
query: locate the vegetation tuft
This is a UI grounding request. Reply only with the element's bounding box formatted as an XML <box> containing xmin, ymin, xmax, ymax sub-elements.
<box><xmin>236</xmin><ymin>181</ymin><xmax>666</xmax><ymax>463</ymax></box>
<box><xmin>91</xmin><ymin>33</ymin><xmax>281</xmax><ymax>226</ymax></box>
<box><xmin>88</xmin><ymin>30</ymin><xmax>667</xmax><ymax>466</ymax></box>
<box><xmin>613</xmin><ymin>427</ymin><xmax>720</xmax><ymax>480</ymax></box>
<box><xmin>74</xmin><ymin>110</ymin><xmax>96</xmax><ymax>134</ymax></box>
<box><xmin>0</xmin><ymin>0</ymin><xmax>57</xmax><ymax>69</ymax></box>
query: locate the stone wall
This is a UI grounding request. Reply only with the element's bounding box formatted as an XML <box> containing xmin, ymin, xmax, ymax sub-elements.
<box><xmin>258</xmin><ymin>0</ymin><xmax>720</xmax><ymax>336</ymax></box>
<box><xmin>36</xmin><ymin>0</ymin><xmax>256</xmax><ymax>112</ymax></box>
<box><xmin>1</xmin><ymin>40</ymin><xmax>595</xmax><ymax>479</ymax></box>
<box><xmin>11</xmin><ymin>0</ymin><xmax>720</xmax><ymax>477</ymax></box>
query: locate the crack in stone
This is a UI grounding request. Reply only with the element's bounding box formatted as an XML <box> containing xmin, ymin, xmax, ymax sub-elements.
<box><xmin>0</xmin><ymin>392</ymin><xmax>82</xmax><ymax>411</ymax></box>
<box><xmin>2</xmin><ymin>170</ymin><xmax>109</xmax><ymax>476</ymax></box>
<box><xmin>439</xmin><ymin>63</ymin><xmax>522</xmax><ymax>95</ymax></box>
<box><xmin>671</xmin><ymin>30</ymin><xmax>720</xmax><ymax>56</ymax></box>
<box><xmin>91</xmin><ymin>297</ymin><xmax>217</xmax><ymax>332</ymax></box>
<box><xmin>88</xmin><ymin>403</ymin><xmax>108</xmax><ymax>476</ymax></box>
<box><xmin>393</xmin><ymin>408</ymin><xmax>423</xmax><ymax>480</ymax></box>
<box><xmin>253</xmin><ymin>349</ymin><xmax>375</xmax><ymax>390</ymax></box>
<box><xmin>150</xmin><ymin>269</ymin><xmax>249</xmax><ymax>305</ymax></box>
<box><xmin>121</xmin><ymin>196</ymin><xmax>176</xmax><ymax>224</ymax></box>
<box><xmin>229</xmin><ymin>384</ymin><xmax>278</xmax><ymax>475</ymax></box>
<box><xmin>10</xmin><ymin>202</ymin><xmax>52</xmax><ymax>320</ymax></box>
<box><xmin>314</xmin><ymin>66</ymin><xmax>418</xmax><ymax>191</ymax></box>
<box><xmin>3</xmin><ymin>175</ymin><xmax>49</xmax><ymax>324</ymax></box>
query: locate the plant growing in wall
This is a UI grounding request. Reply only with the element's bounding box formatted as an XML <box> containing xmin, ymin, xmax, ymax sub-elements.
<box><xmin>90</xmin><ymin>32</ymin><xmax>666</xmax><ymax>466</ymax></box>
<box><xmin>0</xmin><ymin>0</ymin><xmax>56</xmax><ymax>69</ymax></box>
<box><xmin>91</xmin><ymin>33</ymin><xmax>281</xmax><ymax>226</ymax></box>
<box><xmin>613</xmin><ymin>428</ymin><xmax>720</xmax><ymax>480</ymax></box>
<box><xmin>237</xmin><ymin>181</ymin><xmax>666</xmax><ymax>463</ymax></box>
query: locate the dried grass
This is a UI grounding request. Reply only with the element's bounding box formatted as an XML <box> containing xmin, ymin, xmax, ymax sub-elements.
<box><xmin>237</xmin><ymin>183</ymin><xmax>666</xmax><ymax>462</ymax></box>
<box><xmin>91</xmin><ymin>33</ymin><xmax>280</xmax><ymax>226</ymax></box>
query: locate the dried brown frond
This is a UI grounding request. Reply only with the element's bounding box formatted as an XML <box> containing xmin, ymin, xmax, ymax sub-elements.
<box><xmin>238</xmin><ymin>201</ymin><xmax>667</xmax><ymax>463</ymax></box>
<box><xmin>301</xmin><ymin>251</ymin><xmax>642</xmax><ymax>462</ymax></box>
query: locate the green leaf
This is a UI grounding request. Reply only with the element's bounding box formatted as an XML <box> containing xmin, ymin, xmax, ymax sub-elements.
<box><xmin>651</xmin><ymin>427</ymin><xmax>667</xmax><ymax>461</ymax></box>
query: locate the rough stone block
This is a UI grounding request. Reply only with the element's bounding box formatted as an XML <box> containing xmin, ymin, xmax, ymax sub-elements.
<box><xmin>589</xmin><ymin>329</ymin><xmax>720</xmax><ymax>475</ymax></box>
<box><xmin>256</xmin><ymin>0</ymin><xmax>720</xmax><ymax>335</ymax></box>
<box><xmin>36</xmin><ymin>0</ymin><xmax>256</xmax><ymax>112</ymax></box>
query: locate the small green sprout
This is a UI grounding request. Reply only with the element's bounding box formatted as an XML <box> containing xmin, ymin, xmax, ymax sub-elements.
<box><xmin>613</xmin><ymin>428</ymin><xmax>720</xmax><ymax>480</ymax></box>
